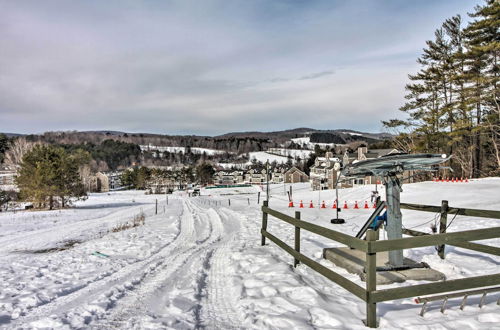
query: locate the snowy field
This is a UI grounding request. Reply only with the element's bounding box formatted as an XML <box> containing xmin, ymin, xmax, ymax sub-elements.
<box><xmin>139</xmin><ymin>145</ymin><xmax>228</xmax><ymax>155</ymax></box>
<box><xmin>267</xmin><ymin>148</ymin><xmax>313</xmax><ymax>160</ymax></box>
<box><xmin>247</xmin><ymin>151</ymin><xmax>292</xmax><ymax>164</ymax></box>
<box><xmin>290</xmin><ymin>137</ymin><xmax>339</xmax><ymax>150</ymax></box>
<box><xmin>0</xmin><ymin>179</ymin><xmax>500</xmax><ymax>329</ymax></box>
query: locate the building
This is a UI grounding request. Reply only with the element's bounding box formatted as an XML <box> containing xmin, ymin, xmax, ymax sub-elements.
<box><xmin>309</xmin><ymin>152</ymin><xmax>341</xmax><ymax>190</ymax></box>
<box><xmin>284</xmin><ymin>167</ymin><xmax>309</xmax><ymax>184</ymax></box>
<box><xmin>271</xmin><ymin>167</ymin><xmax>287</xmax><ymax>183</ymax></box>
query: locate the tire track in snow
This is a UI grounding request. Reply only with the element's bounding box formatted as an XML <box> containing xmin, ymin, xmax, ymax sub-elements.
<box><xmin>202</xmin><ymin>206</ymin><xmax>245</xmax><ymax>330</ymax></box>
<box><xmin>7</xmin><ymin>198</ymin><xmax>185</xmax><ymax>328</ymax></box>
<box><xmin>88</xmin><ymin>198</ymin><xmax>226</xmax><ymax>329</ymax></box>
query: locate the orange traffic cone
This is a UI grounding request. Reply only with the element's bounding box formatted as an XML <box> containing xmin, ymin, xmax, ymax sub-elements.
<box><xmin>288</xmin><ymin>200</ymin><xmax>294</xmax><ymax>208</ymax></box>
<box><xmin>372</xmin><ymin>201</ymin><xmax>377</xmax><ymax>208</ymax></box>
<box><xmin>364</xmin><ymin>201</ymin><xmax>369</xmax><ymax>209</ymax></box>
<box><xmin>343</xmin><ymin>201</ymin><xmax>348</xmax><ymax>209</ymax></box>
<box><xmin>309</xmin><ymin>200</ymin><xmax>314</xmax><ymax>208</ymax></box>
<box><xmin>299</xmin><ymin>200</ymin><xmax>304</xmax><ymax>208</ymax></box>
<box><xmin>332</xmin><ymin>200</ymin><xmax>337</xmax><ymax>209</ymax></box>
<box><xmin>321</xmin><ymin>201</ymin><xmax>326</xmax><ymax>209</ymax></box>
<box><xmin>446</xmin><ymin>177</ymin><xmax>450</xmax><ymax>182</ymax></box>
<box><xmin>354</xmin><ymin>201</ymin><xmax>359</xmax><ymax>209</ymax></box>
<box><xmin>459</xmin><ymin>177</ymin><xmax>463</xmax><ymax>182</ymax></box>
<box><xmin>465</xmin><ymin>177</ymin><xmax>469</xmax><ymax>183</ymax></box>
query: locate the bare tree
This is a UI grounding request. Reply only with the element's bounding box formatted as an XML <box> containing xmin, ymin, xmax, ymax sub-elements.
<box><xmin>4</xmin><ymin>138</ymin><xmax>40</xmax><ymax>169</ymax></box>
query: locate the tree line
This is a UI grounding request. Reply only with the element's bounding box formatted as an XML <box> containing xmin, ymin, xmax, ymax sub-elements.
<box><xmin>384</xmin><ymin>0</ymin><xmax>499</xmax><ymax>178</ymax></box>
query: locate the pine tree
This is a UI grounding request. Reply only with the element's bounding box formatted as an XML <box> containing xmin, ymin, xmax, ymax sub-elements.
<box><xmin>384</xmin><ymin>1</ymin><xmax>499</xmax><ymax>177</ymax></box>
<box><xmin>463</xmin><ymin>0</ymin><xmax>500</xmax><ymax>174</ymax></box>
<box><xmin>16</xmin><ymin>145</ymin><xmax>86</xmax><ymax>209</ymax></box>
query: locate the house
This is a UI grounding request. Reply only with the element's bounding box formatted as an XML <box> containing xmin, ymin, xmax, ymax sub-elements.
<box><xmin>95</xmin><ymin>172</ymin><xmax>110</xmax><ymax>192</ymax></box>
<box><xmin>245</xmin><ymin>169</ymin><xmax>267</xmax><ymax>184</ymax></box>
<box><xmin>214</xmin><ymin>171</ymin><xmax>237</xmax><ymax>185</ymax></box>
<box><xmin>271</xmin><ymin>167</ymin><xmax>287</xmax><ymax>183</ymax></box>
<box><xmin>284</xmin><ymin>167</ymin><xmax>309</xmax><ymax>184</ymax></box>
<box><xmin>309</xmin><ymin>152</ymin><xmax>341</xmax><ymax>190</ymax></box>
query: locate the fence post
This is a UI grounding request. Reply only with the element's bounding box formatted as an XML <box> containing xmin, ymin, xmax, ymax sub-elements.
<box><xmin>261</xmin><ymin>201</ymin><xmax>268</xmax><ymax>246</ymax></box>
<box><xmin>438</xmin><ymin>200</ymin><xmax>448</xmax><ymax>259</ymax></box>
<box><xmin>365</xmin><ymin>229</ymin><xmax>378</xmax><ymax>328</ymax></box>
<box><xmin>294</xmin><ymin>211</ymin><xmax>301</xmax><ymax>267</ymax></box>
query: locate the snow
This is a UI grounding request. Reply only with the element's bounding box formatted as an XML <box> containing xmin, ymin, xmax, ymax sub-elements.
<box><xmin>0</xmin><ymin>179</ymin><xmax>499</xmax><ymax>329</ymax></box>
<box><xmin>247</xmin><ymin>151</ymin><xmax>292</xmax><ymax>164</ymax></box>
<box><xmin>290</xmin><ymin>137</ymin><xmax>340</xmax><ymax>149</ymax></box>
<box><xmin>343</xmin><ymin>131</ymin><xmax>362</xmax><ymax>136</ymax></box>
<box><xmin>139</xmin><ymin>145</ymin><xmax>228</xmax><ymax>155</ymax></box>
<box><xmin>267</xmin><ymin>148</ymin><xmax>313</xmax><ymax>160</ymax></box>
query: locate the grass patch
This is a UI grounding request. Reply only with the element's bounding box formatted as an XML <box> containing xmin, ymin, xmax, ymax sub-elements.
<box><xmin>111</xmin><ymin>212</ymin><xmax>146</xmax><ymax>233</ymax></box>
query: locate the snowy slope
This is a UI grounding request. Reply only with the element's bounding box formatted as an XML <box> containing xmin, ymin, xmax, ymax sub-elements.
<box><xmin>0</xmin><ymin>179</ymin><xmax>499</xmax><ymax>329</ymax></box>
<box><xmin>140</xmin><ymin>145</ymin><xmax>228</xmax><ymax>155</ymax></box>
<box><xmin>267</xmin><ymin>148</ymin><xmax>313</xmax><ymax>160</ymax></box>
<box><xmin>247</xmin><ymin>151</ymin><xmax>292</xmax><ymax>164</ymax></box>
<box><xmin>290</xmin><ymin>136</ymin><xmax>339</xmax><ymax>149</ymax></box>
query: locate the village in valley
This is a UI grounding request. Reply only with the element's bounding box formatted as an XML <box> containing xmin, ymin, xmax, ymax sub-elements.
<box><xmin>0</xmin><ymin>132</ymin><xmax>401</xmax><ymax>201</ymax></box>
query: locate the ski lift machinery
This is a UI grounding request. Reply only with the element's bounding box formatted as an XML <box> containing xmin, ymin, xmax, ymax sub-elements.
<box><xmin>337</xmin><ymin>153</ymin><xmax>451</xmax><ymax>267</ymax></box>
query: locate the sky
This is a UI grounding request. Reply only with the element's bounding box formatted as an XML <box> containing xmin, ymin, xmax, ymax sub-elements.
<box><xmin>0</xmin><ymin>0</ymin><xmax>478</xmax><ymax>136</ymax></box>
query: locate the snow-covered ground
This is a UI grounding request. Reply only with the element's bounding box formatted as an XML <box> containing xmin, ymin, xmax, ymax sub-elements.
<box><xmin>1</xmin><ymin>179</ymin><xmax>500</xmax><ymax>329</ymax></box>
<box><xmin>140</xmin><ymin>145</ymin><xmax>228</xmax><ymax>155</ymax></box>
<box><xmin>247</xmin><ymin>151</ymin><xmax>292</xmax><ymax>164</ymax></box>
<box><xmin>267</xmin><ymin>148</ymin><xmax>313</xmax><ymax>160</ymax></box>
<box><xmin>290</xmin><ymin>137</ymin><xmax>340</xmax><ymax>150</ymax></box>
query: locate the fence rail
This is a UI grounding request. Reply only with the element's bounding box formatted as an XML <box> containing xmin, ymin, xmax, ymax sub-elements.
<box><xmin>261</xmin><ymin>200</ymin><xmax>500</xmax><ymax>328</ymax></box>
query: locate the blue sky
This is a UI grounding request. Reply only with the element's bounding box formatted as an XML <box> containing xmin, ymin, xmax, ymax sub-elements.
<box><xmin>0</xmin><ymin>0</ymin><xmax>478</xmax><ymax>135</ymax></box>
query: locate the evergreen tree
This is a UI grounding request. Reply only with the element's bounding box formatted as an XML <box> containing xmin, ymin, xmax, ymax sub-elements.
<box><xmin>0</xmin><ymin>134</ymin><xmax>9</xmax><ymax>163</ymax></box>
<box><xmin>196</xmin><ymin>163</ymin><xmax>215</xmax><ymax>185</ymax></box>
<box><xmin>16</xmin><ymin>145</ymin><xmax>86</xmax><ymax>209</ymax></box>
<box><xmin>384</xmin><ymin>0</ymin><xmax>499</xmax><ymax>177</ymax></box>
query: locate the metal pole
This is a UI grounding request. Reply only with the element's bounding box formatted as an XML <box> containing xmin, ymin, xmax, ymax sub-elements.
<box><xmin>334</xmin><ymin>171</ymin><xmax>344</xmax><ymax>223</ymax></box>
<box><xmin>385</xmin><ymin>174</ymin><xmax>403</xmax><ymax>266</ymax></box>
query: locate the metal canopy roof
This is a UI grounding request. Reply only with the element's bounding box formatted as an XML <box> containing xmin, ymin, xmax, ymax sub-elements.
<box><xmin>341</xmin><ymin>153</ymin><xmax>450</xmax><ymax>178</ymax></box>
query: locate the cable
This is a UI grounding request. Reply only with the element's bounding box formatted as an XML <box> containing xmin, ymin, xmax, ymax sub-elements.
<box><xmin>445</xmin><ymin>209</ymin><xmax>460</xmax><ymax>230</ymax></box>
<box><xmin>402</xmin><ymin>212</ymin><xmax>440</xmax><ymax>230</ymax></box>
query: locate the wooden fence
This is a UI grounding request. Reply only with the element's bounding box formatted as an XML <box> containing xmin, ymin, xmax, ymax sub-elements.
<box><xmin>260</xmin><ymin>200</ymin><xmax>500</xmax><ymax>328</ymax></box>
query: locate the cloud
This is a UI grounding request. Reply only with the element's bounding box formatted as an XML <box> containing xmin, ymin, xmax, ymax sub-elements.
<box><xmin>299</xmin><ymin>70</ymin><xmax>335</xmax><ymax>80</ymax></box>
<box><xmin>0</xmin><ymin>0</ymin><xmax>477</xmax><ymax>135</ymax></box>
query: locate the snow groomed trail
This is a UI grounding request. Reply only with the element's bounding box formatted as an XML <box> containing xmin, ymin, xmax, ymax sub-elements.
<box><xmin>1</xmin><ymin>180</ymin><xmax>500</xmax><ymax>329</ymax></box>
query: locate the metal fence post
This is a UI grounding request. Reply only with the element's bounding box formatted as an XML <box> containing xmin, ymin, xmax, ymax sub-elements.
<box><xmin>294</xmin><ymin>211</ymin><xmax>301</xmax><ymax>267</ymax></box>
<box><xmin>438</xmin><ymin>200</ymin><xmax>448</xmax><ymax>259</ymax></box>
<box><xmin>261</xmin><ymin>201</ymin><xmax>268</xmax><ymax>246</ymax></box>
<box><xmin>365</xmin><ymin>229</ymin><xmax>379</xmax><ymax>328</ymax></box>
